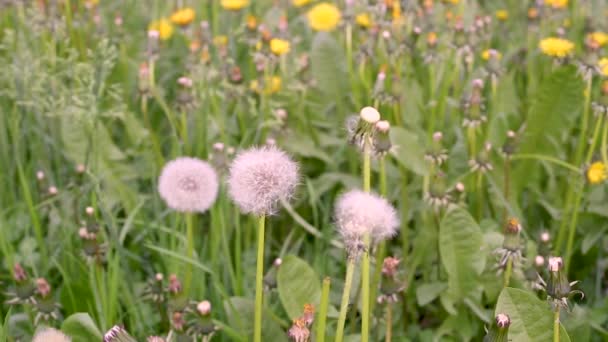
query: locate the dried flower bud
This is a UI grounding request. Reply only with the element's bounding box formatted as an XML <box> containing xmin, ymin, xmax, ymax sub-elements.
<box><xmin>13</xmin><ymin>263</ymin><xmax>27</xmax><ymax>282</ymax></box>
<box><xmin>535</xmin><ymin>255</ymin><xmax>545</xmax><ymax>267</ymax></box>
<box><xmin>197</xmin><ymin>300</ymin><xmax>212</xmax><ymax>315</ymax></box>
<box><xmin>48</xmin><ymin>186</ymin><xmax>58</xmax><ymax>195</ymax></box>
<box><xmin>360</xmin><ymin>106</ymin><xmax>380</xmax><ymax>124</ymax></box>
<box><xmin>104</xmin><ymin>326</ymin><xmax>137</xmax><ymax>342</ymax></box>
<box><xmin>503</xmin><ymin>218</ymin><xmax>522</xmax><ymax>252</ymax></box>
<box><xmin>172</xmin><ymin>311</ymin><xmax>185</xmax><ymax>331</ymax></box>
<box><xmin>86</xmin><ymin>207</ymin><xmax>95</xmax><ymax>216</ymax></box>
<box><xmin>36</xmin><ymin>171</ymin><xmax>45</xmax><ymax>181</ymax></box>
<box><xmin>483</xmin><ymin>313</ymin><xmax>510</xmax><ymax>342</ymax></box>
<box><xmin>168</xmin><ymin>274</ymin><xmax>182</xmax><ymax>294</ymax></box>
<box><xmin>287</xmin><ymin>318</ymin><xmax>310</xmax><ymax>342</ymax></box>
<box><xmin>36</xmin><ymin>278</ymin><xmax>51</xmax><ymax>298</ymax></box>
<box><xmin>496</xmin><ymin>313</ymin><xmax>510</xmax><ymax>328</ymax></box>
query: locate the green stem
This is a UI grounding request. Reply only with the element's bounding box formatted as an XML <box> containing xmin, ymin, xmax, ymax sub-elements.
<box><xmin>503</xmin><ymin>156</ymin><xmax>510</xmax><ymax>224</ymax></box>
<box><xmin>316</xmin><ymin>277</ymin><xmax>331</xmax><ymax>342</ymax></box>
<box><xmin>184</xmin><ymin>213</ymin><xmax>194</xmax><ymax>297</ymax></box>
<box><xmin>510</xmin><ymin>154</ymin><xmax>580</xmax><ymax>173</ymax></box>
<box><xmin>254</xmin><ymin>215</ymin><xmax>266</xmax><ymax>342</ymax></box>
<box><xmin>361</xmin><ymin>233</ymin><xmax>371</xmax><ymax>342</ymax></box>
<box><xmin>503</xmin><ymin>256</ymin><xmax>513</xmax><ymax>288</ymax></box>
<box><xmin>602</xmin><ymin>119</ymin><xmax>608</xmax><ymax>166</ymax></box>
<box><xmin>476</xmin><ymin>171</ymin><xmax>483</xmax><ymax>221</ymax></box>
<box><xmin>335</xmin><ymin>258</ymin><xmax>355</xmax><ymax>342</ymax></box>
<box><xmin>554</xmin><ymin>307</ymin><xmax>560</xmax><ymax>342</ymax></box>
<box><xmin>363</xmin><ymin>139</ymin><xmax>371</xmax><ymax>192</ymax></box>
<box><xmin>371</xmin><ymin>157</ymin><xmax>388</xmax><ymax>316</ymax></box>
<box><xmin>385</xmin><ymin>303</ymin><xmax>392</xmax><ymax>342</ymax></box>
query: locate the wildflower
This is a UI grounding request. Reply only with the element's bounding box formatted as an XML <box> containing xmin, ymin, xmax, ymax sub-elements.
<box><xmin>545</xmin><ymin>257</ymin><xmax>583</xmax><ymax>309</ymax></box>
<box><xmin>288</xmin><ymin>318</ymin><xmax>310</xmax><ymax>342</ymax></box>
<box><xmin>495</xmin><ymin>10</ymin><xmax>508</xmax><ymax>21</ymax></box>
<box><xmin>213</xmin><ymin>35</ymin><xmax>228</xmax><ymax>47</ymax></box>
<box><xmin>545</xmin><ymin>0</ymin><xmax>568</xmax><ymax>9</ymax></box>
<box><xmin>355</xmin><ymin>13</ymin><xmax>372</xmax><ymax>28</ymax></box>
<box><xmin>599</xmin><ymin>58</ymin><xmax>608</xmax><ymax>76</ymax></box>
<box><xmin>33</xmin><ymin>328</ymin><xmax>71</xmax><ymax>342</ymax></box>
<box><xmin>220</xmin><ymin>0</ymin><xmax>249</xmax><ymax>11</ymax></box>
<box><xmin>334</xmin><ymin>190</ymin><xmax>399</xmax><ymax>257</ymax></box>
<box><xmin>483</xmin><ymin>314</ymin><xmax>510</xmax><ymax>342</ymax></box>
<box><xmin>158</xmin><ymin>157</ymin><xmax>219</xmax><ymax>213</ymax></box>
<box><xmin>307</xmin><ymin>3</ymin><xmax>341</xmax><ymax>32</ymax></box>
<box><xmin>227</xmin><ymin>146</ymin><xmax>299</xmax><ymax>216</ymax></box>
<box><xmin>539</xmin><ymin>37</ymin><xmax>574</xmax><ymax>58</ymax></box>
<box><xmin>425</xmin><ymin>132</ymin><xmax>448</xmax><ymax>165</ymax></box>
<box><xmin>148</xmin><ymin>19</ymin><xmax>173</xmax><ymax>40</ymax></box>
<box><xmin>250</xmin><ymin>76</ymin><xmax>282</xmax><ymax>95</ymax></box>
<box><xmin>104</xmin><ymin>326</ymin><xmax>137</xmax><ymax>342</ymax></box>
<box><xmin>378</xmin><ymin>257</ymin><xmax>406</xmax><ymax>304</ymax></box>
<box><xmin>482</xmin><ymin>49</ymin><xmax>501</xmax><ymax>61</ymax></box>
<box><xmin>270</xmin><ymin>38</ymin><xmax>290</xmax><ymax>55</ymax></box>
<box><xmin>425</xmin><ymin>172</ymin><xmax>451</xmax><ymax>209</ymax></box>
<box><xmin>293</xmin><ymin>0</ymin><xmax>311</xmax><ymax>7</ymax></box>
<box><xmin>586</xmin><ymin>161</ymin><xmax>607</xmax><ymax>184</ymax></box>
<box><xmin>170</xmin><ymin>8</ymin><xmax>195</xmax><ymax>27</ymax></box>
<box><xmin>187</xmin><ymin>300</ymin><xmax>218</xmax><ymax>338</ymax></box>
<box><xmin>469</xmin><ymin>142</ymin><xmax>493</xmax><ymax>173</ymax></box>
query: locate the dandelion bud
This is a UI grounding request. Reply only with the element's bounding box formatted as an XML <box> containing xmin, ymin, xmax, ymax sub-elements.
<box><xmin>287</xmin><ymin>318</ymin><xmax>310</xmax><ymax>342</ymax></box>
<box><xmin>535</xmin><ymin>255</ymin><xmax>545</xmax><ymax>267</ymax></box>
<box><xmin>502</xmin><ymin>218</ymin><xmax>522</xmax><ymax>252</ymax></box>
<box><xmin>432</xmin><ymin>131</ymin><xmax>443</xmax><ymax>141</ymax></box>
<box><xmin>378</xmin><ymin>257</ymin><xmax>405</xmax><ymax>304</ymax></box>
<box><xmin>546</xmin><ymin>256</ymin><xmax>579</xmax><ymax>301</ymax></box>
<box><xmin>373</xmin><ymin>121</ymin><xmax>392</xmax><ymax>155</ymax></box>
<box><xmin>197</xmin><ymin>300</ymin><xmax>212</xmax><ymax>315</ymax></box>
<box><xmin>213</xmin><ymin>142</ymin><xmax>225</xmax><ymax>152</ymax></box>
<box><xmin>302</xmin><ymin>304</ymin><xmax>314</xmax><ymax>326</ymax></box>
<box><xmin>227</xmin><ymin>147</ymin><xmax>298</xmax><ymax>216</ymax></box>
<box><xmin>177</xmin><ymin>76</ymin><xmax>193</xmax><ymax>88</ymax></box>
<box><xmin>76</xmin><ymin>164</ymin><xmax>86</xmax><ymax>173</ymax></box>
<box><xmin>472</xmin><ymin>78</ymin><xmax>484</xmax><ymax>89</ymax></box>
<box><xmin>36</xmin><ymin>171</ymin><xmax>45</xmax><ymax>181</ymax></box>
<box><xmin>114</xmin><ymin>16</ymin><xmax>123</xmax><ymax>27</ymax></box>
<box><xmin>483</xmin><ymin>313</ymin><xmax>510</xmax><ymax>342</ymax></box>
<box><xmin>335</xmin><ymin>190</ymin><xmax>399</xmax><ymax>258</ymax></box>
<box><xmin>382</xmin><ymin>257</ymin><xmax>400</xmax><ymax>277</ymax></box>
<box><xmin>172</xmin><ymin>311</ymin><xmax>185</xmax><ymax>331</ymax></box>
<box><xmin>168</xmin><ymin>274</ymin><xmax>182</xmax><ymax>294</ymax></box>
<box><xmin>13</xmin><ymin>263</ymin><xmax>27</xmax><ymax>282</ymax></box>
<box><xmin>158</xmin><ymin>157</ymin><xmax>219</xmax><ymax>213</ymax></box>
<box><xmin>36</xmin><ymin>278</ymin><xmax>51</xmax><ymax>298</ymax></box>
<box><xmin>274</xmin><ymin>258</ymin><xmax>283</xmax><ymax>267</ymax></box>
<box><xmin>382</xmin><ymin>30</ymin><xmax>391</xmax><ymax>39</ymax></box>
<box><xmin>275</xmin><ymin>108</ymin><xmax>288</xmax><ymax>121</ymax></box>
<box><xmin>148</xmin><ymin>30</ymin><xmax>160</xmax><ymax>40</ymax></box>
<box><xmin>155</xmin><ymin>273</ymin><xmax>164</xmax><ymax>281</ymax></box>
<box><xmin>104</xmin><ymin>326</ymin><xmax>137</xmax><ymax>342</ymax></box>
<box><xmin>502</xmin><ymin>130</ymin><xmax>517</xmax><ymax>155</ymax></box>
<box><xmin>85</xmin><ymin>207</ymin><xmax>95</xmax><ymax>216</ymax></box>
<box><xmin>455</xmin><ymin>182</ymin><xmax>465</xmax><ymax>192</ymax></box>
<box><xmin>496</xmin><ymin>313</ymin><xmax>510</xmax><ymax>328</ymax></box>
<box><xmin>375</xmin><ymin>120</ymin><xmax>390</xmax><ymax>133</ymax></box>
<box><xmin>33</xmin><ymin>328</ymin><xmax>71</xmax><ymax>342</ymax></box>
<box><xmin>147</xmin><ymin>337</ymin><xmax>165</xmax><ymax>342</ymax></box>
<box><xmin>377</xmin><ymin>71</ymin><xmax>386</xmax><ymax>82</ymax></box>
<box><xmin>548</xmin><ymin>257</ymin><xmax>563</xmax><ymax>272</ymax></box>
<box><xmin>541</xmin><ymin>231</ymin><xmax>551</xmax><ymax>243</ymax></box>
<box><xmin>265</xmin><ymin>138</ymin><xmax>276</xmax><ymax>146</ymax></box>
<box><xmin>360</xmin><ymin>106</ymin><xmax>380</xmax><ymax>124</ymax></box>
<box><xmin>48</xmin><ymin>186</ymin><xmax>58</xmax><ymax>195</ymax></box>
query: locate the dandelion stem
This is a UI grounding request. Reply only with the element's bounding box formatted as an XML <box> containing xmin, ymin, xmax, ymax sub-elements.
<box><xmin>335</xmin><ymin>258</ymin><xmax>355</xmax><ymax>342</ymax></box>
<box><xmin>371</xmin><ymin>157</ymin><xmax>388</xmax><ymax>314</ymax></box>
<box><xmin>361</xmin><ymin>139</ymin><xmax>372</xmax><ymax>342</ymax></box>
<box><xmin>385</xmin><ymin>303</ymin><xmax>393</xmax><ymax>342</ymax></box>
<box><xmin>503</xmin><ymin>156</ymin><xmax>510</xmax><ymax>224</ymax></box>
<box><xmin>510</xmin><ymin>154</ymin><xmax>580</xmax><ymax>173</ymax></box>
<box><xmin>553</xmin><ymin>306</ymin><xmax>560</xmax><ymax>342</ymax></box>
<box><xmin>316</xmin><ymin>277</ymin><xmax>331</xmax><ymax>342</ymax></box>
<box><xmin>253</xmin><ymin>214</ymin><xmax>266</xmax><ymax>342</ymax></box>
<box><xmin>476</xmin><ymin>171</ymin><xmax>483</xmax><ymax>220</ymax></box>
<box><xmin>602</xmin><ymin>119</ymin><xmax>608</xmax><ymax>166</ymax></box>
<box><xmin>184</xmin><ymin>213</ymin><xmax>194</xmax><ymax>297</ymax></box>
<box><xmin>503</xmin><ymin>256</ymin><xmax>513</xmax><ymax>288</ymax></box>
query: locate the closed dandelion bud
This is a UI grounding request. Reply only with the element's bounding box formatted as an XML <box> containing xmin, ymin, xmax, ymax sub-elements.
<box><xmin>189</xmin><ymin>300</ymin><xmax>217</xmax><ymax>337</ymax></box>
<box><xmin>535</xmin><ymin>255</ymin><xmax>545</xmax><ymax>267</ymax></box>
<box><xmin>425</xmin><ymin>131</ymin><xmax>448</xmax><ymax>165</ymax></box>
<box><xmin>378</xmin><ymin>257</ymin><xmax>405</xmax><ymax>304</ymax></box>
<box><xmin>462</xmin><ymin>79</ymin><xmax>486</xmax><ymax>128</ymax></box>
<box><xmin>33</xmin><ymin>328</ymin><xmax>71</xmax><ymax>342</ymax></box>
<box><xmin>502</xmin><ymin>218</ymin><xmax>522</xmax><ymax>252</ymax></box>
<box><xmin>147</xmin><ymin>30</ymin><xmax>160</xmax><ymax>58</ymax></box>
<box><xmin>483</xmin><ymin>314</ymin><xmax>510</xmax><ymax>342</ymax></box>
<box><xmin>227</xmin><ymin>146</ymin><xmax>299</xmax><ymax>216</ymax></box>
<box><xmin>425</xmin><ymin>172</ymin><xmax>451</xmax><ymax>208</ymax></box>
<box><xmin>34</xmin><ymin>278</ymin><xmax>61</xmax><ymax>324</ymax></box>
<box><xmin>143</xmin><ymin>273</ymin><xmax>165</xmax><ymax>303</ymax></box>
<box><xmin>546</xmin><ymin>257</ymin><xmax>571</xmax><ymax>299</ymax></box>
<box><xmin>469</xmin><ymin>142</ymin><xmax>493</xmax><ymax>173</ymax></box>
<box><xmin>373</xmin><ymin>120</ymin><xmax>392</xmax><ymax>155</ymax></box>
<box><xmin>264</xmin><ymin>257</ymin><xmax>282</xmax><ymax>289</ymax></box>
<box><xmin>302</xmin><ymin>303</ymin><xmax>314</xmax><ymax>326</ymax></box>
<box><xmin>138</xmin><ymin>62</ymin><xmax>150</xmax><ymax>94</ymax></box>
<box><xmin>6</xmin><ymin>263</ymin><xmax>36</xmax><ymax>306</ymax></box>
<box><xmin>287</xmin><ymin>317</ymin><xmax>310</xmax><ymax>342</ymax></box>
<box><xmin>48</xmin><ymin>186</ymin><xmax>58</xmax><ymax>196</ymax></box>
<box><xmin>167</xmin><ymin>274</ymin><xmax>188</xmax><ymax>312</ymax></box>
<box><xmin>502</xmin><ymin>130</ymin><xmax>517</xmax><ymax>155</ymax></box>
<box><xmin>103</xmin><ymin>325</ymin><xmax>137</xmax><ymax>342</ymax></box>
<box><xmin>147</xmin><ymin>337</ymin><xmax>165</xmax><ymax>342</ymax></box>
<box><xmin>36</xmin><ymin>170</ymin><xmax>45</xmax><ymax>181</ymax></box>
<box><xmin>172</xmin><ymin>311</ymin><xmax>186</xmax><ymax>332</ymax></box>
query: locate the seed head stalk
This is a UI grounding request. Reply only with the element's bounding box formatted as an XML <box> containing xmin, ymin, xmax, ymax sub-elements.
<box><xmin>370</xmin><ymin>157</ymin><xmax>388</xmax><ymax>318</ymax></box>
<box><xmin>316</xmin><ymin>277</ymin><xmax>331</xmax><ymax>342</ymax></box>
<box><xmin>253</xmin><ymin>215</ymin><xmax>266</xmax><ymax>342</ymax></box>
<box><xmin>361</xmin><ymin>138</ymin><xmax>372</xmax><ymax>342</ymax></box>
<box><xmin>335</xmin><ymin>259</ymin><xmax>355</xmax><ymax>342</ymax></box>
<box><xmin>553</xmin><ymin>307</ymin><xmax>560</xmax><ymax>342</ymax></box>
<box><xmin>183</xmin><ymin>213</ymin><xmax>195</xmax><ymax>297</ymax></box>
<box><xmin>503</xmin><ymin>256</ymin><xmax>513</xmax><ymax>288</ymax></box>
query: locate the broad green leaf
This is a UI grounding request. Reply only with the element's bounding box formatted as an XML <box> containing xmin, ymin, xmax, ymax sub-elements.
<box><xmin>61</xmin><ymin>313</ymin><xmax>103</xmax><ymax>342</ymax></box>
<box><xmin>277</xmin><ymin>255</ymin><xmax>322</xmax><ymax>319</ymax></box>
<box><xmin>416</xmin><ymin>282</ymin><xmax>447</xmax><ymax>306</ymax></box>
<box><xmin>223</xmin><ymin>297</ymin><xmax>287</xmax><ymax>342</ymax></box>
<box><xmin>389</xmin><ymin>127</ymin><xmax>429</xmax><ymax>176</ymax></box>
<box><xmin>311</xmin><ymin>32</ymin><xmax>347</xmax><ymax>100</ymax></box>
<box><xmin>439</xmin><ymin>206</ymin><xmax>485</xmax><ymax>300</ymax></box>
<box><xmin>495</xmin><ymin>287</ymin><xmax>571</xmax><ymax>342</ymax></box>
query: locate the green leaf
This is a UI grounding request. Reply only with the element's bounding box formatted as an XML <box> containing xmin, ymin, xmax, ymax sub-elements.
<box><xmin>389</xmin><ymin>127</ymin><xmax>429</xmax><ymax>176</ymax></box>
<box><xmin>416</xmin><ymin>282</ymin><xmax>447</xmax><ymax>306</ymax></box>
<box><xmin>311</xmin><ymin>32</ymin><xmax>347</xmax><ymax>100</ymax></box>
<box><xmin>495</xmin><ymin>287</ymin><xmax>571</xmax><ymax>342</ymax></box>
<box><xmin>277</xmin><ymin>255</ymin><xmax>322</xmax><ymax>319</ymax></box>
<box><xmin>61</xmin><ymin>313</ymin><xmax>103</xmax><ymax>342</ymax></box>
<box><xmin>223</xmin><ymin>297</ymin><xmax>287</xmax><ymax>342</ymax></box>
<box><xmin>439</xmin><ymin>206</ymin><xmax>485</xmax><ymax>301</ymax></box>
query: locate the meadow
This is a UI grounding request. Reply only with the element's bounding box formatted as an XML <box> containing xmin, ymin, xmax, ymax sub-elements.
<box><xmin>1</xmin><ymin>0</ymin><xmax>608</xmax><ymax>341</ymax></box>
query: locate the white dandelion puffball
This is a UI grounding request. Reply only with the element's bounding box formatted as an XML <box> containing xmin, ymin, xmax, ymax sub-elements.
<box><xmin>334</xmin><ymin>189</ymin><xmax>399</xmax><ymax>244</ymax></box>
<box><xmin>33</xmin><ymin>328</ymin><xmax>71</xmax><ymax>342</ymax></box>
<box><xmin>158</xmin><ymin>157</ymin><xmax>219</xmax><ymax>213</ymax></box>
<box><xmin>227</xmin><ymin>146</ymin><xmax>299</xmax><ymax>216</ymax></box>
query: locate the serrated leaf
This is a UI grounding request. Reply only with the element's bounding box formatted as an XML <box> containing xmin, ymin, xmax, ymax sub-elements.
<box><xmin>311</xmin><ymin>32</ymin><xmax>347</xmax><ymax>100</ymax></box>
<box><xmin>61</xmin><ymin>313</ymin><xmax>103</xmax><ymax>342</ymax></box>
<box><xmin>495</xmin><ymin>287</ymin><xmax>571</xmax><ymax>342</ymax></box>
<box><xmin>389</xmin><ymin>127</ymin><xmax>429</xmax><ymax>176</ymax></box>
<box><xmin>223</xmin><ymin>297</ymin><xmax>287</xmax><ymax>342</ymax></box>
<box><xmin>277</xmin><ymin>255</ymin><xmax>322</xmax><ymax>319</ymax></box>
<box><xmin>439</xmin><ymin>206</ymin><xmax>485</xmax><ymax>301</ymax></box>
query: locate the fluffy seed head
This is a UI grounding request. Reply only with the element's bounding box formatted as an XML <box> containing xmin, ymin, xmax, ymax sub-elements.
<box><xmin>334</xmin><ymin>190</ymin><xmax>399</xmax><ymax>247</ymax></box>
<box><xmin>158</xmin><ymin>157</ymin><xmax>219</xmax><ymax>213</ymax></box>
<box><xmin>360</xmin><ymin>106</ymin><xmax>380</xmax><ymax>124</ymax></box>
<box><xmin>33</xmin><ymin>328</ymin><xmax>71</xmax><ymax>342</ymax></box>
<box><xmin>227</xmin><ymin>146</ymin><xmax>298</xmax><ymax>216</ymax></box>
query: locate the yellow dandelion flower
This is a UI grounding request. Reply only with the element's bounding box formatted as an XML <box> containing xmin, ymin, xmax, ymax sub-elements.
<box><xmin>149</xmin><ymin>19</ymin><xmax>174</xmax><ymax>40</ymax></box>
<box><xmin>270</xmin><ymin>38</ymin><xmax>290</xmax><ymax>55</ymax></box>
<box><xmin>85</xmin><ymin>0</ymin><xmax>99</xmax><ymax>8</ymax></box>
<box><xmin>482</xmin><ymin>49</ymin><xmax>502</xmax><ymax>61</ymax></box>
<box><xmin>587</xmin><ymin>162</ymin><xmax>607</xmax><ymax>184</ymax></box>
<box><xmin>495</xmin><ymin>10</ymin><xmax>508</xmax><ymax>21</ymax></box>
<box><xmin>427</xmin><ymin>32</ymin><xmax>438</xmax><ymax>46</ymax></box>
<box><xmin>589</xmin><ymin>32</ymin><xmax>608</xmax><ymax>47</ymax></box>
<box><xmin>170</xmin><ymin>8</ymin><xmax>195</xmax><ymax>26</ymax></box>
<box><xmin>443</xmin><ymin>0</ymin><xmax>460</xmax><ymax>4</ymax></box>
<box><xmin>539</xmin><ymin>37</ymin><xmax>574</xmax><ymax>58</ymax></box>
<box><xmin>307</xmin><ymin>3</ymin><xmax>341</xmax><ymax>32</ymax></box>
<box><xmin>599</xmin><ymin>58</ymin><xmax>608</xmax><ymax>76</ymax></box>
<box><xmin>392</xmin><ymin>2</ymin><xmax>402</xmax><ymax>21</ymax></box>
<box><xmin>213</xmin><ymin>35</ymin><xmax>228</xmax><ymax>47</ymax></box>
<box><xmin>528</xmin><ymin>8</ymin><xmax>539</xmax><ymax>20</ymax></box>
<box><xmin>246</xmin><ymin>15</ymin><xmax>258</xmax><ymax>30</ymax></box>
<box><xmin>293</xmin><ymin>0</ymin><xmax>311</xmax><ymax>7</ymax></box>
<box><xmin>545</xmin><ymin>0</ymin><xmax>568</xmax><ymax>9</ymax></box>
<box><xmin>221</xmin><ymin>0</ymin><xmax>249</xmax><ymax>11</ymax></box>
<box><xmin>355</xmin><ymin>13</ymin><xmax>372</xmax><ymax>28</ymax></box>
<box><xmin>250</xmin><ymin>76</ymin><xmax>282</xmax><ymax>95</ymax></box>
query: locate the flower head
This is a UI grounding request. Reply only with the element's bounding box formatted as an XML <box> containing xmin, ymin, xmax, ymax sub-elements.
<box><xmin>158</xmin><ymin>157</ymin><xmax>219</xmax><ymax>213</ymax></box>
<box><xmin>495</xmin><ymin>10</ymin><xmax>508</xmax><ymax>21</ymax></box>
<box><xmin>482</xmin><ymin>49</ymin><xmax>502</xmax><ymax>61</ymax></box>
<box><xmin>33</xmin><ymin>328</ymin><xmax>71</xmax><ymax>342</ymax></box>
<box><xmin>539</xmin><ymin>37</ymin><xmax>574</xmax><ymax>58</ymax></box>
<box><xmin>587</xmin><ymin>161</ymin><xmax>607</xmax><ymax>184</ymax></box>
<box><xmin>149</xmin><ymin>19</ymin><xmax>173</xmax><ymax>40</ymax></box>
<box><xmin>588</xmin><ymin>32</ymin><xmax>608</xmax><ymax>47</ymax></box>
<box><xmin>334</xmin><ymin>190</ymin><xmax>399</xmax><ymax>254</ymax></box>
<box><xmin>221</xmin><ymin>0</ymin><xmax>249</xmax><ymax>11</ymax></box>
<box><xmin>545</xmin><ymin>0</ymin><xmax>568</xmax><ymax>9</ymax></box>
<box><xmin>599</xmin><ymin>58</ymin><xmax>608</xmax><ymax>77</ymax></box>
<box><xmin>293</xmin><ymin>0</ymin><xmax>311</xmax><ymax>7</ymax></box>
<box><xmin>270</xmin><ymin>38</ymin><xmax>290</xmax><ymax>56</ymax></box>
<box><xmin>228</xmin><ymin>146</ymin><xmax>299</xmax><ymax>216</ymax></box>
<box><xmin>355</xmin><ymin>13</ymin><xmax>372</xmax><ymax>28</ymax></box>
<box><xmin>307</xmin><ymin>3</ymin><xmax>341</xmax><ymax>32</ymax></box>
<box><xmin>170</xmin><ymin>8</ymin><xmax>195</xmax><ymax>26</ymax></box>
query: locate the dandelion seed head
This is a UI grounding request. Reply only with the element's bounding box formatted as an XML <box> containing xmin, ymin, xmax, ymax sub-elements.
<box><xmin>227</xmin><ymin>146</ymin><xmax>298</xmax><ymax>216</ymax></box>
<box><xmin>360</xmin><ymin>106</ymin><xmax>380</xmax><ymax>124</ymax></box>
<box><xmin>334</xmin><ymin>190</ymin><xmax>399</xmax><ymax>247</ymax></box>
<box><xmin>158</xmin><ymin>157</ymin><xmax>219</xmax><ymax>213</ymax></box>
<box><xmin>33</xmin><ymin>328</ymin><xmax>71</xmax><ymax>342</ymax></box>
